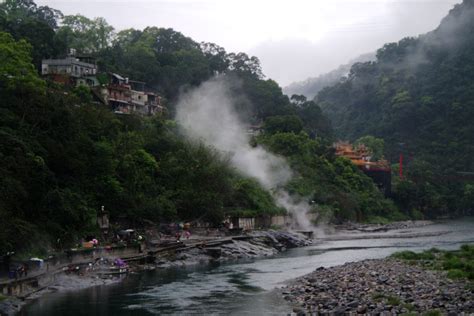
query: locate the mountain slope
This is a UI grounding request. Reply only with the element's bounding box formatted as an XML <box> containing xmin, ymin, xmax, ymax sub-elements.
<box><xmin>317</xmin><ymin>0</ymin><xmax>474</xmax><ymax>172</ymax></box>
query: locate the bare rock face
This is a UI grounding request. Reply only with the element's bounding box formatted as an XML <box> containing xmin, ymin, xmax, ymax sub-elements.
<box><xmin>281</xmin><ymin>259</ymin><xmax>473</xmax><ymax>315</ymax></box>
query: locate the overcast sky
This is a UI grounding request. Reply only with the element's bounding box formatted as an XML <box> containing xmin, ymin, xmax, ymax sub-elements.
<box><xmin>37</xmin><ymin>0</ymin><xmax>461</xmax><ymax>86</ymax></box>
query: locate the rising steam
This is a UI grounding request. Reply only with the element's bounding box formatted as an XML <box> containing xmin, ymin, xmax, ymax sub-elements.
<box><xmin>176</xmin><ymin>77</ymin><xmax>313</xmax><ymax>230</ymax></box>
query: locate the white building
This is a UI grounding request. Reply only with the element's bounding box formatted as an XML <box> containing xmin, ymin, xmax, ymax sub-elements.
<box><xmin>41</xmin><ymin>57</ymin><xmax>97</xmax><ymax>78</ymax></box>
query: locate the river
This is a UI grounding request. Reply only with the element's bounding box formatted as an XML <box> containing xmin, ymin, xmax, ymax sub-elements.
<box><xmin>22</xmin><ymin>218</ymin><xmax>474</xmax><ymax>315</ymax></box>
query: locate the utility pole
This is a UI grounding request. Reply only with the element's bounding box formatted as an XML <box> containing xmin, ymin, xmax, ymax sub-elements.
<box><xmin>399</xmin><ymin>143</ymin><xmax>405</xmax><ymax>180</ymax></box>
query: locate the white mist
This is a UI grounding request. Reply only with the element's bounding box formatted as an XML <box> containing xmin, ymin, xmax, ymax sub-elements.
<box><xmin>176</xmin><ymin>77</ymin><xmax>314</xmax><ymax>230</ymax></box>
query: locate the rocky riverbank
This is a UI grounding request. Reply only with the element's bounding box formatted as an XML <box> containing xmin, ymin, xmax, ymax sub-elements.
<box><xmin>281</xmin><ymin>258</ymin><xmax>473</xmax><ymax>315</ymax></box>
<box><xmin>155</xmin><ymin>230</ymin><xmax>312</xmax><ymax>268</ymax></box>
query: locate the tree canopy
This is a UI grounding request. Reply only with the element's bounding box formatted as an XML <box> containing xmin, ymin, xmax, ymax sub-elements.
<box><xmin>316</xmin><ymin>0</ymin><xmax>474</xmax><ymax>217</ymax></box>
<box><xmin>1</xmin><ymin>0</ymin><xmax>472</xmax><ymax>256</ymax></box>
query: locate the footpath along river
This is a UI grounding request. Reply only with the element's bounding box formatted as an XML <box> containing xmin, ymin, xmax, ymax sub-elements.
<box><xmin>22</xmin><ymin>218</ymin><xmax>474</xmax><ymax>315</ymax></box>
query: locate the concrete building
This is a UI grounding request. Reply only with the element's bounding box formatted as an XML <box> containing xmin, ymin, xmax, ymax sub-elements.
<box><xmin>40</xmin><ymin>59</ymin><xmax>164</xmax><ymax>116</ymax></box>
<box><xmin>41</xmin><ymin>56</ymin><xmax>99</xmax><ymax>87</ymax></box>
<box><xmin>42</xmin><ymin>57</ymin><xmax>97</xmax><ymax>77</ymax></box>
<box><xmin>107</xmin><ymin>73</ymin><xmax>132</xmax><ymax>114</ymax></box>
<box><xmin>129</xmin><ymin>80</ymin><xmax>164</xmax><ymax>116</ymax></box>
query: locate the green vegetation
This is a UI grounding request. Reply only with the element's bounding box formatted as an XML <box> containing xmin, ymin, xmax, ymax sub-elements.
<box><xmin>0</xmin><ymin>0</ymin><xmax>397</xmax><ymax>255</ymax></box>
<box><xmin>371</xmin><ymin>292</ymin><xmax>400</xmax><ymax>305</ymax></box>
<box><xmin>391</xmin><ymin>244</ymin><xmax>474</xmax><ymax>281</ymax></box>
<box><xmin>255</xmin><ymin>131</ymin><xmax>401</xmax><ymax>223</ymax></box>
<box><xmin>1</xmin><ymin>0</ymin><xmax>472</xmax><ymax>256</ymax></box>
<box><xmin>316</xmin><ymin>0</ymin><xmax>474</xmax><ymax>218</ymax></box>
<box><xmin>401</xmin><ymin>303</ymin><xmax>415</xmax><ymax>312</ymax></box>
<box><xmin>355</xmin><ymin>135</ymin><xmax>385</xmax><ymax>161</ymax></box>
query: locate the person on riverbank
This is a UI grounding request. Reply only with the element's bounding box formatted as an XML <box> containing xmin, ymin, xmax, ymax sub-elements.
<box><xmin>16</xmin><ymin>265</ymin><xmax>24</xmax><ymax>278</ymax></box>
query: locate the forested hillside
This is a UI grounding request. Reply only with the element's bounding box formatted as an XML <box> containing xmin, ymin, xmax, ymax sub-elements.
<box><xmin>317</xmin><ymin>0</ymin><xmax>474</xmax><ymax>217</ymax></box>
<box><xmin>0</xmin><ymin>0</ymin><xmax>398</xmax><ymax>255</ymax></box>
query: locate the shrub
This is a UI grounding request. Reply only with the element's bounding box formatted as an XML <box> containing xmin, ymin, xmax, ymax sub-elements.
<box><xmin>447</xmin><ymin>269</ymin><xmax>467</xmax><ymax>279</ymax></box>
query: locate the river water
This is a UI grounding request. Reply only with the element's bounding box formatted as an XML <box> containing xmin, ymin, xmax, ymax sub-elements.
<box><xmin>23</xmin><ymin>218</ymin><xmax>474</xmax><ymax>315</ymax></box>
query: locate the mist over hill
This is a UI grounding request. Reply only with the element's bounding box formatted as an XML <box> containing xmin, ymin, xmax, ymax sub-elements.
<box><xmin>283</xmin><ymin>52</ymin><xmax>375</xmax><ymax>99</ymax></box>
<box><xmin>317</xmin><ymin>0</ymin><xmax>474</xmax><ymax>169</ymax></box>
<box><xmin>315</xmin><ymin>0</ymin><xmax>474</xmax><ymax>216</ymax></box>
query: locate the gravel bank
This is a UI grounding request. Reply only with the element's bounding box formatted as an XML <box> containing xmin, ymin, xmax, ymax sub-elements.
<box><xmin>282</xmin><ymin>259</ymin><xmax>473</xmax><ymax>315</ymax></box>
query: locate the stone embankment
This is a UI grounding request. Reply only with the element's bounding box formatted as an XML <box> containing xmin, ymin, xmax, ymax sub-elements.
<box><xmin>282</xmin><ymin>259</ymin><xmax>473</xmax><ymax>315</ymax></box>
<box><xmin>156</xmin><ymin>230</ymin><xmax>311</xmax><ymax>268</ymax></box>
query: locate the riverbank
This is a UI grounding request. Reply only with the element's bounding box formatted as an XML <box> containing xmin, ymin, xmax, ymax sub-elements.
<box><xmin>0</xmin><ymin>230</ymin><xmax>311</xmax><ymax>315</ymax></box>
<box><xmin>321</xmin><ymin>220</ymin><xmax>452</xmax><ymax>241</ymax></box>
<box><xmin>335</xmin><ymin>220</ymin><xmax>434</xmax><ymax>233</ymax></box>
<box><xmin>282</xmin><ymin>257</ymin><xmax>473</xmax><ymax>315</ymax></box>
<box><xmin>11</xmin><ymin>218</ymin><xmax>474</xmax><ymax>315</ymax></box>
<box><xmin>154</xmin><ymin>230</ymin><xmax>312</xmax><ymax>268</ymax></box>
<box><xmin>0</xmin><ymin>275</ymin><xmax>119</xmax><ymax>316</ymax></box>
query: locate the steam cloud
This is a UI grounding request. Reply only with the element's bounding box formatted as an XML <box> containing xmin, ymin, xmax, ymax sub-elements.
<box><xmin>176</xmin><ymin>77</ymin><xmax>313</xmax><ymax>230</ymax></box>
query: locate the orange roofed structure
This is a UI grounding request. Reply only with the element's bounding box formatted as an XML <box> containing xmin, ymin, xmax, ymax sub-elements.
<box><xmin>334</xmin><ymin>141</ymin><xmax>391</xmax><ymax>196</ymax></box>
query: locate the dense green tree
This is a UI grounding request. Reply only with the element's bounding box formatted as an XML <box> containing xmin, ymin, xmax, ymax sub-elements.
<box><xmin>355</xmin><ymin>135</ymin><xmax>385</xmax><ymax>161</ymax></box>
<box><xmin>291</xmin><ymin>97</ymin><xmax>332</xmax><ymax>139</ymax></box>
<box><xmin>317</xmin><ymin>0</ymin><xmax>474</xmax><ymax>217</ymax></box>
<box><xmin>0</xmin><ymin>31</ymin><xmax>44</xmax><ymax>91</ymax></box>
<box><xmin>200</xmin><ymin>42</ymin><xmax>229</xmax><ymax>74</ymax></box>
<box><xmin>263</xmin><ymin>115</ymin><xmax>303</xmax><ymax>135</ymax></box>
<box><xmin>56</xmin><ymin>14</ymin><xmax>114</xmax><ymax>53</ymax></box>
<box><xmin>0</xmin><ymin>0</ymin><xmax>62</xmax><ymax>67</ymax></box>
<box><xmin>5</xmin><ymin>0</ymin><xmax>459</xmax><ymax>256</ymax></box>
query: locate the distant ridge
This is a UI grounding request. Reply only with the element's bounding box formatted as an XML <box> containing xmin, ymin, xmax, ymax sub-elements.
<box><xmin>283</xmin><ymin>52</ymin><xmax>375</xmax><ymax>99</ymax></box>
<box><xmin>316</xmin><ymin>0</ymin><xmax>474</xmax><ymax>172</ymax></box>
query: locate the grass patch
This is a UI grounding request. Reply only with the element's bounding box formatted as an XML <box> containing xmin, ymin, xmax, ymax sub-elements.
<box><xmin>392</xmin><ymin>244</ymin><xmax>474</xmax><ymax>281</ymax></box>
<box><xmin>386</xmin><ymin>295</ymin><xmax>400</xmax><ymax>305</ymax></box>
<box><xmin>423</xmin><ymin>310</ymin><xmax>442</xmax><ymax>316</ymax></box>
<box><xmin>371</xmin><ymin>292</ymin><xmax>401</xmax><ymax>306</ymax></box>
<box><xmin>371</xmin><ymin>292</ymin><xmax>386</xmax><ymax>302</ymax></box>
<box><xmin>447</xmin><ymin>269</ymin><xmax>467</xmax><ymax>279</ymax></box>
<box><xmin>401</xmin><ymin>303</ymin><xmax>415</xmax><ymax>311</ymax></box>
<box><xmin>0</xmin><ymin>294</ymin><xmax>8</xmax><ymax>302</ymax></box>
<box><xmin>391</xmin><ymin>250</ymin><xmax>434</xmax><ymax>260</ymax></box>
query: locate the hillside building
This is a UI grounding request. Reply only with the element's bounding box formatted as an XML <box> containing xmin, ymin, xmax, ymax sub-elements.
<box><xmin>40</xmin><ymin>57</ymin><xmax>163</xmax><ymax>116</ymax></box>
<box><xmin>334</xmin><ymin>141</ymin><xmax>391</xmax><ymax>196</ymax></box>
<box><xmin>41</xmin><ymin>56</ymin><xmax>99</xmax><ymax>87</ymax></box>
<box><xmin>105</xmin><ymin>74</ymin><xmax>163</xmax><ymax>115</ymax></box>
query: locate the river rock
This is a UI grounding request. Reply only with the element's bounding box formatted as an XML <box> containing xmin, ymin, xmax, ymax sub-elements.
<box><xmin>281</xmin><ymin>258</ymin><xmax>473</xmax><ymax>315</ymax></box>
